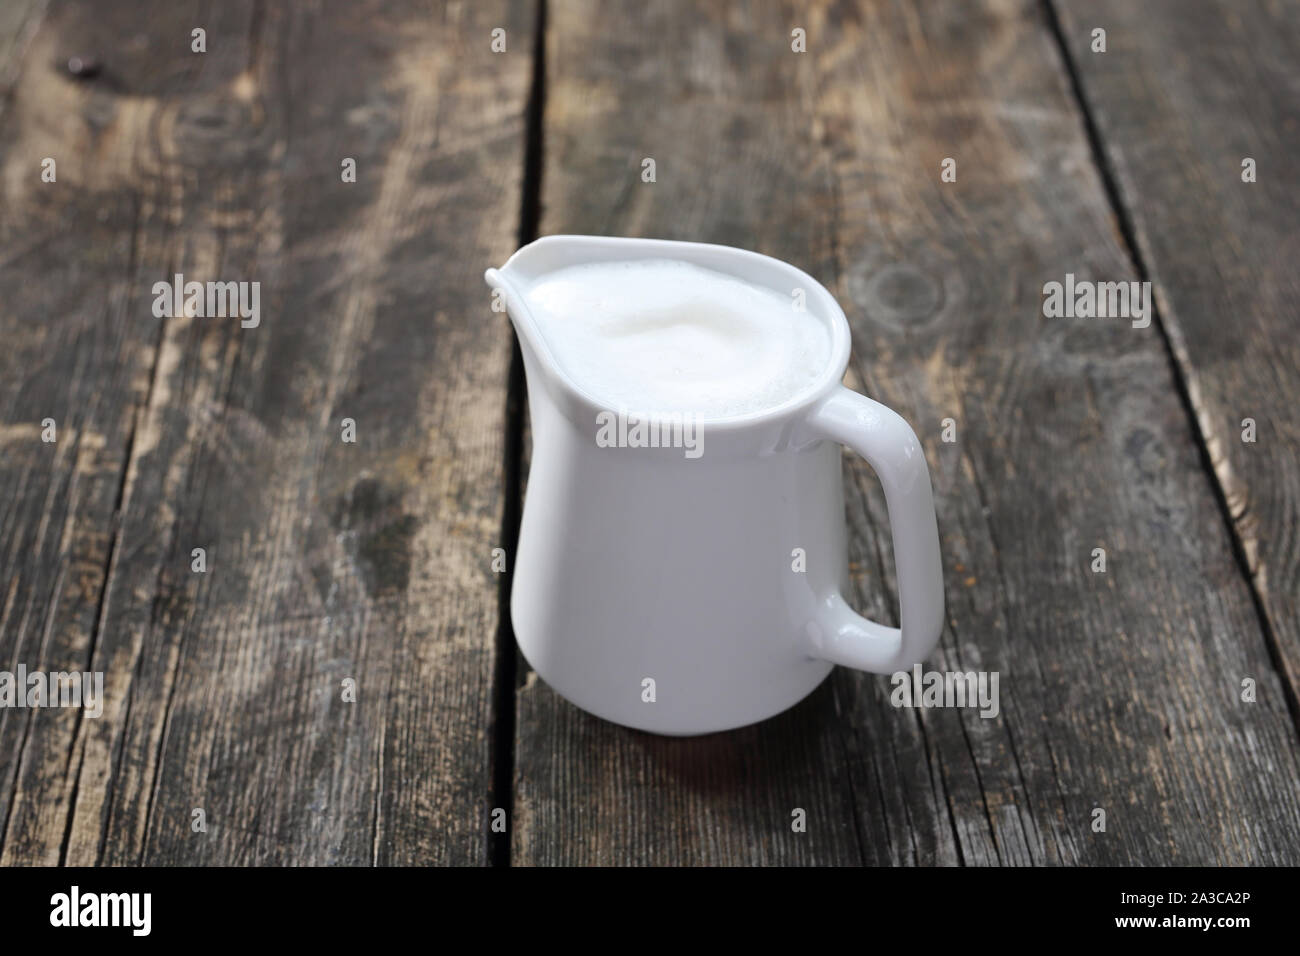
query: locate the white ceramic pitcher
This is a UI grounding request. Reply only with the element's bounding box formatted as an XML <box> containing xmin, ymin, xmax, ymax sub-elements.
<box><xmin>486</xmin><ymin>236</ymin><xmax>944</xmax><ymax>735</ymax></box>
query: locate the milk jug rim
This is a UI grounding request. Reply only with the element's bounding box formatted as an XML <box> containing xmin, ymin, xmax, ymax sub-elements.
<box><xmin>485</xmin><ymin>235</ymin><xmax>853</xmax><ymax>429</ymax></box>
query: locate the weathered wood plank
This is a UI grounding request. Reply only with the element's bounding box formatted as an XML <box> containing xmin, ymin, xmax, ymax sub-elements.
<box><xmin>0</xmin><ymin>0</ymin><xmax>212</xmax><ymax>866</ymax></box>
<box><xmin>513</xmin><ymin>0</ymin><xmax>1300</xmax><ymax>865</ymax></box>
<box><xmin>0</xmin><ymin>0</ymin><xmax>44</xmax><ymax>100</ymax></box>
<box><xmin>1050</xmin><ymin>0</ymin><xmax>1300</xmax><ymax>714</ymax></box>
<box><xmin>0</xmin><ymin>0</ymin><xmax>531</xmax><ymax>865</ymax></box>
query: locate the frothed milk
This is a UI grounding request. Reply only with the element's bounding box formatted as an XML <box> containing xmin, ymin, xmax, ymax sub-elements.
<box><xmin>522</xmin><ymin>259</ymin><xmax>832</xmax><ymax>420</ymax></box>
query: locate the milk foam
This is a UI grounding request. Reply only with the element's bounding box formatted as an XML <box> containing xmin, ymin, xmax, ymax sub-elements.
<box><xmin>522</xmin><ymin>259</ymin><xmax>832</xmax><ymax>420</ymax></box>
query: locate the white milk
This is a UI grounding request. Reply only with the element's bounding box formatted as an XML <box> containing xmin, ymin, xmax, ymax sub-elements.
<box><xmin>522</xmin><ymin>258</ymin><xmax>832</xmax><ymax>420</ymax></box>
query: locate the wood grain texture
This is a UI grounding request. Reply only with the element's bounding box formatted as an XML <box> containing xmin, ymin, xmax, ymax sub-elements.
<box><xmin>512</xmin><ymin>0</ymin><xmax>1300</xmax><ymax>865</ymax></box>
<box><xmin>1050</xmin><ymin>0</ymin><xmax>1300</xmax><ymax>708</ymax></box>
<box><xmin>0</xmin><ymin>0</ymin><xmax>44</xmax><ymax>100</ymax></box>
<box><xmin>0</xmin><ymin>0</ymin><xmax>531</xmax><ymax>865</ymax></box>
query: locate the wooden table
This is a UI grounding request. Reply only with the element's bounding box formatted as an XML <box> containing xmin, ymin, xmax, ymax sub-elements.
<box><xmin>1</xmin><ymin>0</ymin><xmax>1298</xmax><ymax>866</ymax></box>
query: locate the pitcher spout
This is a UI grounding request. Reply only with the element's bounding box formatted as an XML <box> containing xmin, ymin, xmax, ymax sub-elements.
<box><xmin>485</xmin><ymin>235</ymin><xmax>852</xmax><ymax>442</ymax></box>
<box><xmin>483</xmin><ymin>264</ymin><xmax>536</xmax><ymax>358</ymax></box>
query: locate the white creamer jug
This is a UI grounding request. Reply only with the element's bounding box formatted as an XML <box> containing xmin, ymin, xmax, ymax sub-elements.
<box><xmin>486</xmin><ymin>236</ymin><xmax>944</xmax><ymax>735</ymax></box>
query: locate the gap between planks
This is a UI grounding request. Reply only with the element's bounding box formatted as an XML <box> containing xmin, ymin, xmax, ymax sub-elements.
<box><xmin>489</xmin><ymin>0</ymin><xmax>547</xmax><ymax>869</ymax></box>
<box><xmin>1040</xmin><ymin>0</ymin><xmax>1300</xmax><ymax>738</ymax></box>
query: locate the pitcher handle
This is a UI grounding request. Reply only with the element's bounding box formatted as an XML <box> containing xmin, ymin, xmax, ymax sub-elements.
<box><xmin>801</xmin><ymin>386</ymin><xmax>945</xmax><ymax>673</ymax></box>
